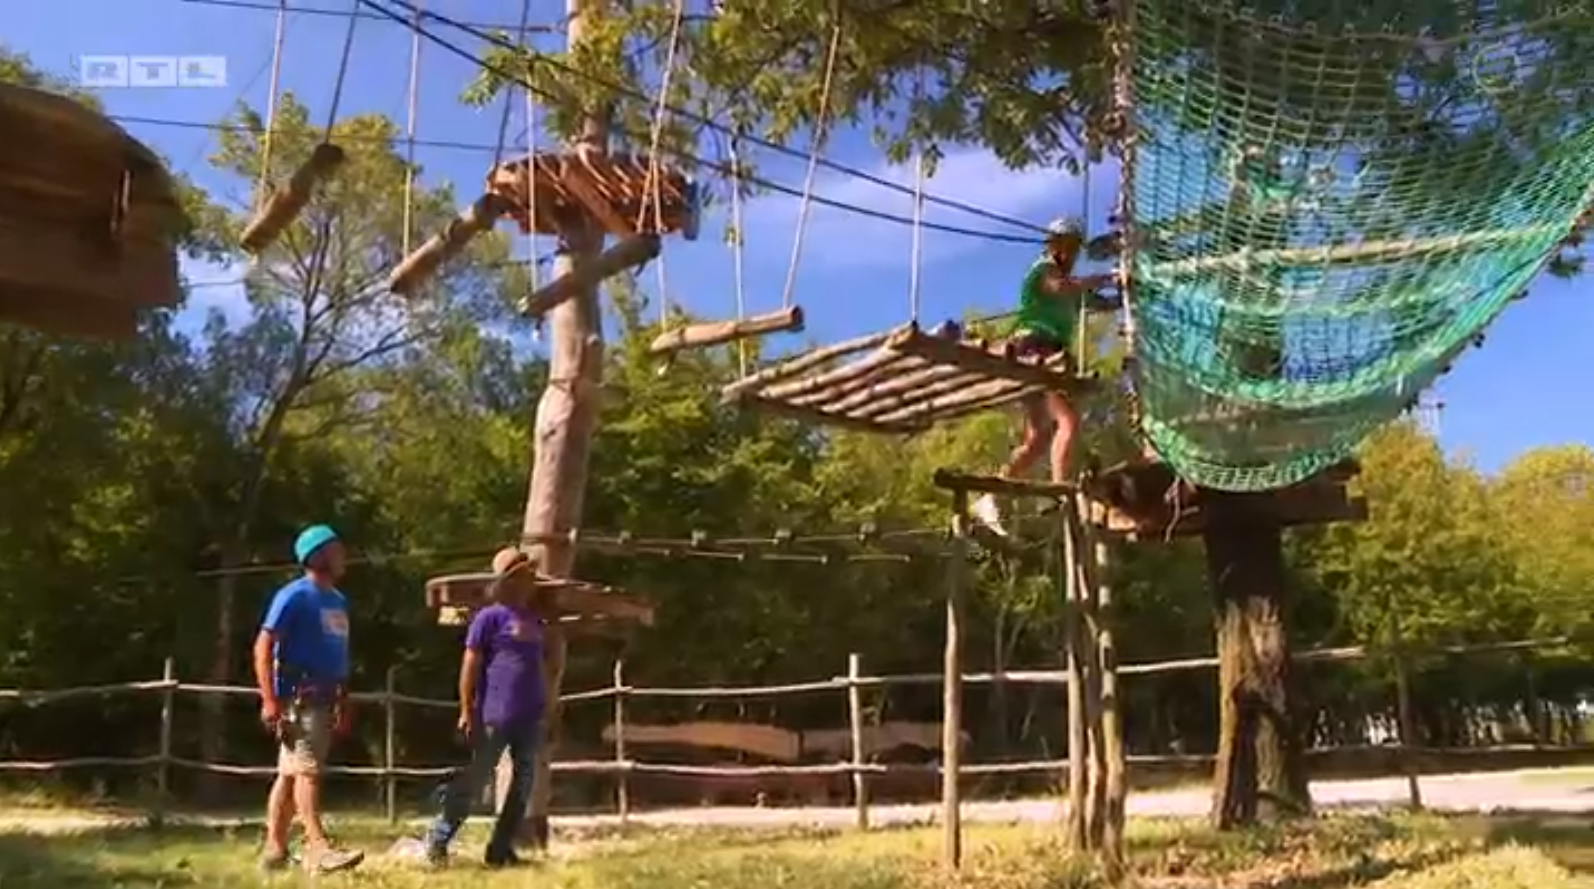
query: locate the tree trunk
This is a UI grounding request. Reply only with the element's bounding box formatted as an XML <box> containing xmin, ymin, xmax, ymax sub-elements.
<box><xmin>1203</xmin><ymin>490</ymin><xmax>1312</xmax><ymax>829</ymax></box>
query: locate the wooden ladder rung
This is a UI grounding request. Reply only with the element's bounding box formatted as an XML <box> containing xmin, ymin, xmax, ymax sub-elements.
<box><xmin>240</xmin><ymin>143</ymin><xmax>345</xmax><ymax>253</ymax></box>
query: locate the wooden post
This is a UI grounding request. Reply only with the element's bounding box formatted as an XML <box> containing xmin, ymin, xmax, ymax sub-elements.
<box><xmin>519</xmin><ymin>0</ymin><xmax>614</xmax><ymax>849</ymax></box>
<box><xmin>847</xmin><ymin>652</ymin><xmax>869</xmax><ymax>830</ymax></box>
<box><xmin>1092</xmin><ymin>527</ymin><xmax>1127</xmax><ymax>882</ymax></box>
<box><xmin>1073</xmin><ymin>500</ymin><xmax>1106</xmax><ymax>849</ymax></box>
<box><xmin>1062</xmin><ymin>507</ymin><xmax>1088</xmax><ymax>850</ymax></box>
<box><xmin>1393</xmin><ymin>650</ymin><xmax>1424</xmax><ymax>811</ymax></box>
<box><xmin>154</xmin><ymin>657</ymin><xmax>175</xmax><ymax>827</ymax></box>
<box><xmin>614</xmin><ymin>659</ymin><xmax>629</xmax><ymax>823</ymax></box>
<box><xmin>942</xmin><ymin>490</ymin><xmax>968</xmax><ymax>870</ymax></box>
<box><xmin>385</xmin><ymin>665</ymin><xmax>398</xmax><ymax>825</ymax></box>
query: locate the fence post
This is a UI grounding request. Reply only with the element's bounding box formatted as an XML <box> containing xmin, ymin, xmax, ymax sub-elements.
<box><xmin>385</xmin><ymin>665</ymin><xmax>398</xmax><ymax>825</ymax></box>
<box><xmin>847</xmin><ymin>652</ymin><xmax>869</xmax><ymax>830</ymax></box>
<box><xmin>614</xmin><ymin>659</ymin><xmax>629</xmax><ymax>824</ymax></box>
<box><xmin>154</xmin><ymin>657</ymin><xmax>175</xmax><ymax>827</ymax></box>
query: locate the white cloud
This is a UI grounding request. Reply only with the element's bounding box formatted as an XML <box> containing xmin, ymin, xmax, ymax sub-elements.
<box><xmin>734</xmin><ymin>147</ymin><xmax>1085</xmax><ymax>272</ymax></box>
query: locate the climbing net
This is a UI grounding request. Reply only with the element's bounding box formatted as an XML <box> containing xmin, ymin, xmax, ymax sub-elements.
<box><xmin>1122</xmin><ymin>0</ymin><xmax>1594</xmax><ymax>491</ymax></box>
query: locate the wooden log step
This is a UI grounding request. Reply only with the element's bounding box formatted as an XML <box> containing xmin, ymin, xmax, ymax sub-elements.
<box><xmin>520</xmin><ymin>234</ymin><xmax>661</xmax><ymax>318</ymax></box>
<box><xmin>648</xmin><ymin>305</ymin><xmax>804</xmax><ymax>357</ymax></box>
<box><xmin>388</xmin><ymin>193</ymin><xmax>509</xmax><ymax>296</ymax></box>
<box><xmin>721</xmin><ymin>327</ymin><xmax>905</xmax><ymax>402</ymax></box>
<box><xmin>240</xmin><ymin>143</ymin><xmax>345</xmax><ymax>254</ymax></box>
<box><xmin>424</xmin><ymin>571</ymin><xmax>655</xmax><ymax>626</ymax></box>
<box><xmin>886</xmin><ymin>326</ymin><xmax>1085</xmax><ymax>391</ymax></box>
<box><xmin>486</xmin><ymin>152</ymin><xmax>701</xmax><ymax>240</ymax></box>
<box><xmin>766</xmin><ymin>349</ymin><xmax>918</xmax><ymax>404</ymax></box>
<box><xmin>932</xmin><ymin>469</ymin><xmax>1078</xmax><ymax>499</ymax></box>
<box><xmin>877</xmin><ymin>379</ymin><xmax>1039</xmax><ymax>426</ymax></box>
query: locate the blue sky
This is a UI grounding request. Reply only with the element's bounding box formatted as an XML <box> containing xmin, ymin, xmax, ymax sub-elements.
<box><xmin>4</xmin><ymin>0</ymin><xmax>1590</xmax><ymax>473</ymax></box>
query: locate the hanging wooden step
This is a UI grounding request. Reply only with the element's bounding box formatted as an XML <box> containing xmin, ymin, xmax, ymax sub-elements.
<box><xmin>240</xmin><ymin>142</ymin><xmax>346</xmax><ymax>254</ymax></box>
<box><xmin>486</xmin><ymin>150</ymin><xmax>700</xmax><ymax>241</ymax></box>
<box><xmin>721</xmin><ymin>323</ymin><xmax>1097</xmax><ymax>433</ymax></box>
<box><xmin>388</xmin><ymin>193</ymin><xmax>511</xmax><ymax>296</ymax></box>
<box><xmin>520</xmin><ymin>234</ymin><xmax>661</xmax><ymax>318</ymax></box>
<box><xmin>424</xmin><ymin>571</ymin><xmax>655</xmax><ymax>627</ymax></box>
<box><xmin>648</xmin><ymin>306</ymin><xmax>804</xmax><ymax>357</ymax></box>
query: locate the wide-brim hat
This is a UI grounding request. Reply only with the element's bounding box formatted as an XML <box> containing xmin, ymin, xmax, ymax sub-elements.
<box><xmin>490</xmin><ymin>546</ymin><xmax>539</xmax><ymax>584</ymax></box>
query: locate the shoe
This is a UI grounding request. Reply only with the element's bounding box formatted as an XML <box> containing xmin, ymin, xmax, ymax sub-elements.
<box><xmin>485</xmin><ymin>847</ymin><xmax>525</xmax><ymax>869</ymax></box>
<box><xmin>258</xmin><ymin>851</ymin><xmax>292</xmax><ymax>873</ymax></box>
<box><xmin>971</xmin><ymin>494</ymin><xmax>1009</xmax><ymax>537</ymax></box>
<box><xmin>304</xmin><ymin>846</ymin><xmax>365</xmax><ymax>874</ymax></box>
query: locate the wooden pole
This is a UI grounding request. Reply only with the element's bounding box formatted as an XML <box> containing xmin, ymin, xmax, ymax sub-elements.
<box><xmin>1092</xmin><ymin>528</ymin><xmax>1127</xmax><ymax>882</ymax></box>
<box><xmin>847</xmin><ymin>652</ymin><xmax>869</xmax><ymax>830</ymax></box>
<box><xmin>942</xmin><ymin>489</ymin><xmax>968</xmax><ymax>871</ymax></box>
<box><xmin>614</xmin><ymin>659</ymin><xmax>629</xmax><ymax>823</ymax></box>
<box><xmin>385</xmin><ymin>665</ymin><xmax>398</xmax><ymax>825</ymax></box>
<box><xmin>1074</xmin><ymin>501</ymin><xmax>1106</xmax><ymax>849</ymax></box>
<box><xmin>154</xmin><ymin>657</ymin><xmax>174</xmax><ymax>827</ymax></box>
<box><xmin>1062</xmin><ymin>508</ymin><xmax>1088</xmax><ymax>850</ymax></box>
<box><xmin>1393</xmin><ymin>649</ymin><xmax>1424</xmax><ymax>810</ymax></box>
<box><xmin>519</xmin><ymin>0</ymin><xmax>612</xmax><ymax>849</ymax></box>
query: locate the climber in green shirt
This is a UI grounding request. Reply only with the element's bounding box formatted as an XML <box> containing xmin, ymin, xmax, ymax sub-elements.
<box><xmin>971</xmin><ymin>217</ymin><xmax>1120</xmax><ymax>537</ymax></box>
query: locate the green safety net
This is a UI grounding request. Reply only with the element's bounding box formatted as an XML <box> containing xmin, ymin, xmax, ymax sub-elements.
<box><xmin>1122</xmin><ymin>0</ymin><xmax>1594</xmax><ymax>491</ymax></box>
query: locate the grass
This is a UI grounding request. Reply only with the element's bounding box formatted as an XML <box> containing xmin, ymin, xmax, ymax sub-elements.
<box><xmin>0</xmin><ymin>811</ymin><xmax>1586</xmax><ymax>889</ymax></box>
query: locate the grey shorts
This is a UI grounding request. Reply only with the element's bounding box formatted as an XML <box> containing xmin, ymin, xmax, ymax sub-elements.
<box><xmin>278</xmin><ymin>701</ymin><xmax>334</xmax><ymax>777</ymax></box>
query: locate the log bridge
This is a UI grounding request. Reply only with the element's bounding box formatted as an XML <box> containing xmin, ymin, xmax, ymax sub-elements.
<box><xmin>723</xmin><ymin>323</ymin><xmax>1099</xmax><ymax>434</ymax></box>
<box><xmin>387</xmin><ymin>150</ymin><xmax>700</xmax><ymax>303</ymax></box>
<box><xmin>0</xmin><ymin>85</ymin><xmax>185</xmax><ymax>340</ymax></box>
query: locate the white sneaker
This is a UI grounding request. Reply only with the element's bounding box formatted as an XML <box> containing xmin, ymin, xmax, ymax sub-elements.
<box><xmin>971</xmin><ymin>494</ymin><xmax>1009</xmax><ymax>537</ymax></box>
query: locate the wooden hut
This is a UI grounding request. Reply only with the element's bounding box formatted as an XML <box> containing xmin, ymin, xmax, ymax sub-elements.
<box><xmin>0</xmin><ymin>85</ymin><xmax>185</xmax><ymax>340</ymax></box>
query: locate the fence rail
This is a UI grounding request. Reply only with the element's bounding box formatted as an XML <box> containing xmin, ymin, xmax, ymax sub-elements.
<box><xmin>0</xmin><ymin>635</ymin><xmax>1582</xmax><ymax>824</ymax></box>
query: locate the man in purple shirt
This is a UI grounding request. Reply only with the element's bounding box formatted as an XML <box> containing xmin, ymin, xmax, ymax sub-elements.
<box><xmin>423</xmin><ymin>546</ymin><xmax>547</xmax><ymax>868</ymax></box>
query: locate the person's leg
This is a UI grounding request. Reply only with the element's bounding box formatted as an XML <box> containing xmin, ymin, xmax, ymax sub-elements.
<box><xmin>972</xmin><ymin>395</ymin><xmax>1053</xmax><ymax>537</ymax></box>
<box><xmin>425</xmin><ymin>726</ymin><xmax>511</xmax><ymax>861</ymax></box>
<box><xmin>486</xmin><ymin>724</ymin><xmax>539</xmax><ymax>866</ymax></box>
<box><xmin>259</xmin><ymin>766</ymin><xmax>296</xmax><ymax>870</ymax></box>
<box><xmin>285</xmin><ymin>704</ymin><xmax>363</xmax><ymax>873</ymax></box>
<box><xmin>1045</xmin><ymin>392</ymin><xmax>1081</xmax><ymax>483</ymax></box>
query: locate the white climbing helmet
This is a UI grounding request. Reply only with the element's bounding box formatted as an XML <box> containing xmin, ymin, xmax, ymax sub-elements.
<box><xmin>1046</xmin><ymin>216</ymin><xmax>1085</xmax><ymax>240</ymax></box>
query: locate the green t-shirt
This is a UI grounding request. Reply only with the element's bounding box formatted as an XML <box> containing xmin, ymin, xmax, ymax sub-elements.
<box><xmin>1014</xmin><ymin>258</ymin><xmax>1080</xmax><ymax>343</ymax></box>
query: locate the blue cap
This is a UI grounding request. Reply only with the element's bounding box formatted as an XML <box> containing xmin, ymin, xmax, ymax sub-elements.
<box><xmin>293</xmin><ymin>524</ymin><xmax>339</xmax><ymax>566</ymax></box>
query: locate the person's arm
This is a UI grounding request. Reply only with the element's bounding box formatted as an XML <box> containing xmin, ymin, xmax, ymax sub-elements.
<box><xmin>457</xmin><ymin>610</ymin><xmax>494</xmax><ymax>732</ymax></box>
<box><xmin>254</xmin><ymin>588</ymin><xmax>297</xmax><ymax>727</ymax></box>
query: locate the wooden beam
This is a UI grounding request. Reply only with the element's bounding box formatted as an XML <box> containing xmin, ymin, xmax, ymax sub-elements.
<box><xmin>1088</xmin><ymin>487</ymin><xmax>1366</xmax><ymax>540</ymax></box>
<box><xmin>520</xmin><ymin>234</ymin><xmax>661</xmax><ymax>318</ymax></box>
<box><xmin>933</xmin><ymin>469</ymin><xmax>1077</xmax><ymax>500</ymax></box>
<box><xmin>764</xmin><ymin>350</ymin><xmax>917</xmax><ymax>405</ymax></box>
<box><xmin>387</xmin><ymin>193</ymin><xmax>509</xmax><ymax>296</ymax></box>
<box><xmin>819</xmin><ymin>362</ymin><xmax>965</xmax><ymax>413</ymax></box>
<box><xmin>887</xmin><ymin>326</ymin><xmax>1084</xmax><ymax>391</ymax></box>
<box><xmin>742</xmin><ymin>396</ymin><xmax>924</xmax><ymax>435</ymax></box>
<box><xmin>721</xmin><ymin>327</ymin><xmax>902</xmax><ymax>402</ymax></box>
<box><xmin>647</xmin><ymin>305</ymin><xmax>804</xmax><ymax>357</ymax></box>
<box><xmin>871</xmin><ymin>377</ymin><xmax>1035</xmax><ymax>426</ymax></box>
<box><xmin>560</xmin><ymin>152</ymin><xmax>636</xmax><ymax>237</ymax></box>
<box><xmin>424</xmin><ymin>571</ymin><xmax>655</xmax><ymax>625</ymax></box>
<box><xmin>240</xmin><ymin>143</ymin><xmax>345</xmax><ymax>253</ymax></box>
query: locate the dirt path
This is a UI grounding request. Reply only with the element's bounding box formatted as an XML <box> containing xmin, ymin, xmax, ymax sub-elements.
<box><xmin>1</xmin><ymin>768</ymin><xmax>1587</xmax><ymax>836</ymax></box>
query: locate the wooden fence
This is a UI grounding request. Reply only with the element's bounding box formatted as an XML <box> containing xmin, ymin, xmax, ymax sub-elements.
<box><xmin>0</xmin><ymin>635</ymin><xmax>1582</xmax><ymax>826</ymax></box>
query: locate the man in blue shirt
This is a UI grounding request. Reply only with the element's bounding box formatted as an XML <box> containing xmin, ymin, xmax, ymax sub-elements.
<box><xmin>253</xmin><ymin>524</ymin><xmax>364</xmax><ymax>874</ymax></box>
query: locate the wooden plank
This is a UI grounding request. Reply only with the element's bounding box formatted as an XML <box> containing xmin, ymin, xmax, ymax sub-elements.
<box><xmin>765</xmin><ymin>350</ymin><xmax>918</xmax><ymax>405</ymax></box>
<box><xmin>887</xmin><ymin>326</ymin><xmax>1081</xmax><ymax>391</ymax></box>
<box><xmin>933</xmin><ymin>469</ymin><xmax>1078</xmax><ymax>499</ymax></box>
<box><xmin>521</xmin><ymin>234</ymin><xmax>661</xmax><ymax>318</ymax></box>
<box><xmin>648</xmin><ymin>306</ymin><xmax>804</xmax><ymax>356</ymax></box>
<box><xmin>0</xmin><ymin>217</ymin><xmax>180</xmax><ymax>310</ymax></box>
<box><xmin>559</xmin><ymin>152</ymin><xmax>637</xmax><ymax>237</ymax></box>
<box><xmin>721</xmin><ymin>328</ymin><xmax>902</xmax><ymax>402</ymax></box>
<box><xmin>742</xmin><ymin>396</ymin><xmax>925</xmax><ymax>434</ymax></box>
<box><xmin>871</xmin><ymin>377</ymin><xmax>1035</xmax><ymax>426</ymax></box>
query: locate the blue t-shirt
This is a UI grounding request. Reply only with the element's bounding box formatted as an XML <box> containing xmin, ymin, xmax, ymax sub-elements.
<box><xmin>465</xmin><ymin>603</ymin><xmax>544</xmax><ymax>730</ymax></box>
<box><xmin>261</xmin><ymin>577</ymin><xmax>351</xmax><ymax>699</ymax></box>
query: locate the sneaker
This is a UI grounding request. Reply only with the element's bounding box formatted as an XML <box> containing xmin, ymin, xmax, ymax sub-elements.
<box><xmin>258</xmin><ymin>851</ymin><xmax>293</xmax><ymax>873</ymax></box>
<box><xmin>303</xmin><ymin>846</ymin><xmax>365</xmax><ymax>874</ymax></box>
<box><xmin>971</xmin><ymin>494</ymin><xmax>1009</xmax><ymax>537</ymax></box>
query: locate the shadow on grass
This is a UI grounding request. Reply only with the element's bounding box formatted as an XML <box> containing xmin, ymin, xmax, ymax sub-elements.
<box><xmin>1478</xmin><ymin>811</ymin><xmax>1594</xmax><ymax>873</ymax></box>
<box><xmin>0</xmin><ymin>827</ymin><xmax>214</xmax><ymax>888</ymax></box>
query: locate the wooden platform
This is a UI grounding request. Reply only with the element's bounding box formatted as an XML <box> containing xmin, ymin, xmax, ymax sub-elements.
<box><xmin>425</xmin><ymin>572</ymin><xmax>655</xmax><ymax>627</ymax></box>
<box><xmin>1081</xmin><ymin>458</ymin><xmax>1364</xmax><ymax>540</ymax></box>
<box><xmin>486</xmin><ymin>151</ymin><xmax>699</xmax><ymax>240</ymax></box>
<box><xmin>722</xmin><ymin>323</ymin><xmax>1097</xmax><ymax>434</ymax></box>
<box><xmin>0</xmin><ymin>85</ymin><xmax>184</xmax><ymax>339</ymax></box>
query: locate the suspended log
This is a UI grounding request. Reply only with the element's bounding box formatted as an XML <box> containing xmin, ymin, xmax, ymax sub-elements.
<box><xmin>648</xmin><ymin>305</ymin><xmax>805</xmax><ymax>357</ymax></box>
<box><xmin>819</xmin><ymin>362</ymin><xmax>965</xmax><ymax>413</ymax></box>
<box><xmin>520</xmin><ymin>234</ymin><xmax>661</xmax><ymax>318</ymax></box>
<box><xmin>721</xmin><ymin>327</ymin><xmax>904</xmax><ymax>402</ymax></box>
<box><xmin>239</xmin><ymin>142</ymin><xmax>346</xmax><ymax>254</ymax></box>
<box><xmin>871</xmin><ymin>376</ymin><xmax>1034</xmax><ymax>426</ymax></box>
<box><xmin>765</xmin><ymin>349</ymin><xmax>917</xmax><ymax>404</ymax></box>
<box><xmin>388</xmin><ymin>193</ymin><xmax>510</xmax><ymax>296</ymax></box>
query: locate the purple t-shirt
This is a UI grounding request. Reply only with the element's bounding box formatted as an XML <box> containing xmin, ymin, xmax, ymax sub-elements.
<box><xmin>465</xmin><ymin>604</ymin><xmax>545</xmax><ymax>730</ymax></box>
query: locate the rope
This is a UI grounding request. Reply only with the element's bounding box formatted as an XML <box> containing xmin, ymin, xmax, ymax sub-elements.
<box><xmin>729</xmin><ymin>129</ymin><xmax>749</xmax><ymax>376</ymax></box>
<box><xmin>493</xmin><ymin>0</ymin><xmax>533</xmax><ymax>170</ymax></box>
<box><xmin>907</xmin><ymin>68</ymin><xmax>926</xmax><ymax>324</ymax></box>
<box><xmin>323</xmin><ymin>0</ymin><xmax>362</xmax><ymax>136</ymax></box>
<box><xmin>640</xmin><ymin>0</ymin><xmax>687</xmax><ymax>329</ymax></box>
<box><xmin>525</xmin><ymin>61</ymin><xmax>540</xmax><ymax>293</ymax></box>
<box><xmin>778</xmin><ymin>14</ymin><xmax>845</xmax><ymax>311</ymax></box>
<box><xmin>1075</xmin><ymin>161</ymin><xmax>1089</xmax><ymax>368</ymax></box>
<box><xmin>400</xmin><ymin>0</ymin><xmax>423</xmax><ymax>254</ymax></box>
<box><xmin>253</xmin><ymin>0</ymin><xmax>288</xmax><ymax>212</ymax></box>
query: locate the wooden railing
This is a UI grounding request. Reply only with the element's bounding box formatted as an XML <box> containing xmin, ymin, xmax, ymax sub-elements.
<box><xmin>0</xmin><ymin>636</ymin><xmax>1582</xmax><ymax>825</ymax></box>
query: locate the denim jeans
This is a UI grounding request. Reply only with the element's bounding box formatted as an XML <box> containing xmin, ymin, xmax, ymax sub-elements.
<box><xmin>425</xmin><ymin>722</ymin><xmax>538</xmax><ymax>858</ymax></box>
